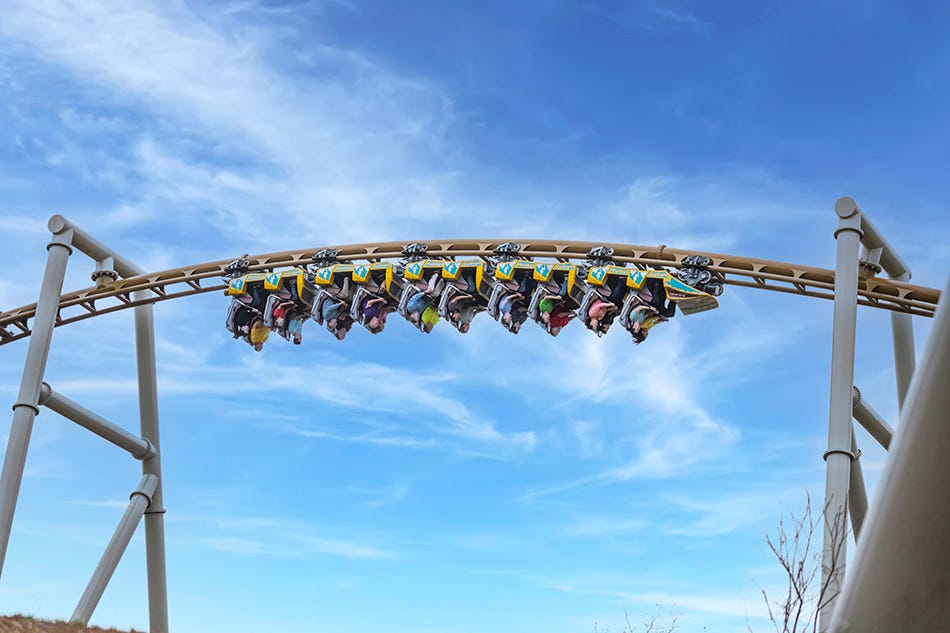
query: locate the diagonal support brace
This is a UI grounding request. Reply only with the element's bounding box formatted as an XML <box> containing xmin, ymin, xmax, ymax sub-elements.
<box><xmin>38</xmin><ymin>383</ymin><xmax>156</xmax><ymax>460</ymax></box>
<box><xmin>71</xmin><ymin>474</ymin><xmax>158</xmax><ymax>625</ymax></box>
<box><xmin>852</xmin><ymin>387</ymin><xmax>894</xmax><ymax>450</ymax></box>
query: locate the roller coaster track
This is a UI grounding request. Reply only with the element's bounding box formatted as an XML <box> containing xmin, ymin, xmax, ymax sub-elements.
<box><xmin>0</xmin><ymin>239</ymin><xmax>941</xmax><ymax>347</ymax></box>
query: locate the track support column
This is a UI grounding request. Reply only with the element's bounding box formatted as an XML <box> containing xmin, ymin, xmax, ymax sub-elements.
<box><xmin>839</xmin><ymin>196</ymin><xmax>917</xmax><ymax>409</ymax></box>
<box><xmin>135</xmin><ymin>294</ymin><xmax>169</xmax><ymax>633</ymax></box>
<box><xmin>828</xmin><ymin>276</ymin><xmax>950</xmax><ymax>632</ymax></box>
<box><xmin>818</xmin><ymin>200</ymin><xmax>863</xmax><ymax>632</ymax></box>
<box><xmin>0</xmin><ymin>226</ymin><xmax>73</xmax><ymax>580</ymax></box>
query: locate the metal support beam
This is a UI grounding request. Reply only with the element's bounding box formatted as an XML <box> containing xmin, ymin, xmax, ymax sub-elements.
<box><xmin>818</xmin><ymin>200</ymin><xmax>863</xmax><ymax>632</ymax></box>
<box><xmin>1</xmin><ymin>216</ymin><xmax>169</xmax><ymax>629</ymax></box>
<box><xmin>134</xmin><ymin>296</ymin><xmax>169</xmax><ymax>633</ymax></box>
<box><xmin>830</xmin><ymin>276</ymin><xmax>950</xmax><ymax>632</ymax></box>
<box><xmin>38</xmin><ymin>383</ymin><xmax>155</xmax><ymax>460</ymax></box>
<box><xmin>836</xmin><ymin>198</ymin><xmax>917</xmax><ymax>409</ymax></box>
<box><xmin>847</xmin><ymin>429</ymin><xmax>867</xmax><ymax>542</ymax></box>
<box><xmin>71</xmin><ymin>474</ymin><xmax>158</xmax><ymax>625</ymax></box>
<box><xmin>0</xmin><ymin>228</ymin><xmax>73</xmax><ymax>579</ymax></box>
<box><xmin>834</xmin><ymin>197</ymin><xmax>909</xmax><ymax>280</ymax></box>
<box><xmin>47</xmin><ymin>215</ymin><xmax>144</xmax><ymax>279</ymax></box>
<box><xmin>851</xmin><ymin>387</ymin><xmax>894</xmax><ymax>450</ymax></box>
<box><xmin>890</xmin><ymin>273</ymin><xmax>916</xmax><ymax>409</ymax></box>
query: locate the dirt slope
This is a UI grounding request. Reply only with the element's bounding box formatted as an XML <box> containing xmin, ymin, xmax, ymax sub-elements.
<box><xmin>0</xmin><ymin>616</ymin><xmax>140</xmax><ymax>633</ymax></box>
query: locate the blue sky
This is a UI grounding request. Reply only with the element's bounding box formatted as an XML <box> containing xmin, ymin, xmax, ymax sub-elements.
<box><xmin>0</xmin><ymin>1</ymin><xmax>948</xmax><ymax>632</ymax></box>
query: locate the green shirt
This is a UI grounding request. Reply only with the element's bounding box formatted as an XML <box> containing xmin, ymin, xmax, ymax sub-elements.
<box><xmin>421</xmin><ymin>306</ymin><xmax>440</xmax><ymax>325</ymax></box>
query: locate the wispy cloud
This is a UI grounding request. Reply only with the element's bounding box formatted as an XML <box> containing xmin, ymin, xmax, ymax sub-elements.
<box><xmin>581</xmin><ymin>0</ymin><xmax>712</xmax><ymax>34</ymax></box>
<box><xmin>0</xmin><ymin>0</ymin><xmax>818</xmax><ymax>270</ymax></box>
<box><xmin>173</xmin><ymin>513</ymin><xmax>395</xmax><ymax>560</ymax></box>
<box><xmin>53</xmin><ymin>349</ymin><xmax>538</xmax><ymax>457</ymax></box>
<box><xmin>550</xmin><ymin>582</ymin><xmax>769</xmax><ymax>620</ymax></box>
<box><xmin>66</xmin><ymin>499</ymin><xmax>130</xmax><ymax>509</ymax></box>
<box><xmin>570</xmin><ymin>419</ymin><xmax>606</xmax><ymax>459</ymax></box>
<box><xmin>297</xmin><ymin>428</ymin><xmax>440</xmax><ymax>450</ymax></box>
<box><xmin>347</xmin><ymin>482</ymin><xmax>411</xmax><ymax>509</ymax></box>
<box><xmin>663</xmin><ymin>488</ymin><xmax>803</xmax><ymax>537</ymax></box>
<box><xmin>452</xmin><ymin>533</ymin><xmax>538</xmax><ymax>554</ymax></box>
<box><xmin>562</xmin><ymin>514</ymin><xmax>650</xmax><ymax>537</ymax></box>
<box><xmin>0</xmin><ymin>0</ymin><xmax>462</xmax><ymax>248</ymax></box>
<box><xmin>514</xmin><ymin>324</ymin><xmax>744</xmax><ymax>498</ymax></box>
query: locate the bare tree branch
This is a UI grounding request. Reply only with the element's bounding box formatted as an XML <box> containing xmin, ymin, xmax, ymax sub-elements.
<box><xmin>756</xmin><ymin>492</ymin><xmax>849</xmax><ymax>633</ymax></box>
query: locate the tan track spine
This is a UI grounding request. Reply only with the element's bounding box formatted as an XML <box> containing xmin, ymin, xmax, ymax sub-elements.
<box><xmin>0</xmin><ymin>239</ymin><xmax>941</xmax><ymax>346</ymax></box>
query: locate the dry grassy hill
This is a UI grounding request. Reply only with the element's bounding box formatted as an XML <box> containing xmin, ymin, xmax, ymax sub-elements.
<box><xmin>0</xmin><ymin>616</ymin><xmax>140</xmax><ymax>633</ymax></box>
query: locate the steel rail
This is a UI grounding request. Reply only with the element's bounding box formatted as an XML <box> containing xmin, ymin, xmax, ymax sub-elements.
<box><xmin>0</xmin><ymin>239</ymin><xmax>941</xmax><ymax>347</ymax></box>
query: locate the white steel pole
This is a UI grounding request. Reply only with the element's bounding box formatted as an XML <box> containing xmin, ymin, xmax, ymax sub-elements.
<box><xmin>829</xmin><ymin>276</ymin><xmax>950</xmax><ymax>632</ymax></box>
<box><xmin>818</xmin><ymin>199</ymin><xmax>863</xmax><ymax>632</ymax></box>
<box><xmin>890</xmin><ymin>274</ymin><xmax>916</xmax><ymax>410</ymax></box>
<box><xmin>134</xmin><ymin>296</ymin><xmax>169</xmax><ymax>633</ymax></box>
<box><xmin>835</xmin><ymin>198</ymin><xmax>917</xmax><ymax>410</ymax></box>
<box><xmin>0</xmin><ymin>227</ymin><xmax>73</xmax><ymax>579</ymax></box>
<box><xmin>71</xmin><ymin>474</ymin><xmax>158</xmax><ymax>625</ymax></box>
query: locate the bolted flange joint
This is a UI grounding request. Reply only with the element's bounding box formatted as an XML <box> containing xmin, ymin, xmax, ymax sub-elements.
<box><xmin>11</xmin><ymin>400</ymin><xmax>40</xmax><ymax>416</ymax></box>
<box><xmin>91</xmin><ymin>268</ymin><xmax>119</xmax><ymax>287</ymax></box>
<box><xmin>137</xmin><ymin>438</ymin><xmax>158</xmax><ymax>462</ymax></box>
<box><xmin>130</xmin><ymin>488</ymin><xmax>155</xmax><ymax>508</ymax></box>
<box><xmin>858</xmin><ymin>259</ymin><xmax>882</xmax><ymax>280</ymax></box>
<box><xmin>823</xmin><ymin>448</ymin><xmax>857</xmax><ymax>462</ymax></box>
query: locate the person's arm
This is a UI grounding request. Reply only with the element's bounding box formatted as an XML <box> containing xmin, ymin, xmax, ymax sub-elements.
<box><xmin>449</xmin><ymin>290</ymin><xmax>473</xmax><ymax>308</ymax></box>
<box><xmin>426</xmin><ymin>273</ymin><xmax>442</xmax><ymax>294</ymax></box>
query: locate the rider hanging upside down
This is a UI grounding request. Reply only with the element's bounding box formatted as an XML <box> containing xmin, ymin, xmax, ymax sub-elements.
<box><xmin>497</xmin><ymin>285</ymin><xmax>526</xmax><ymax>333</ymax></box>
<box><xmin>626</xmin><ymin>302</ymin><xmax>661</xmax><ymax>344</ymax></box>
<box><xmin>447</xmin><ymin>296</ymin><xmax>476</xmax><ymax>333</ymax></box>
<box><xmin>249</xmin><ymin>317</ymin><xmax>270</xmax><ymax>351</ymax></box>
<box><xmin>443</xmin><ymin>272</ymin><xmax>479</xmax><ymax>333</ymax></box>
<box><xmin>286</xmin><ymin>315</ymin><xmax>305</xmax><ymax>344</ymax></box>
<box><xmin>587</xmin><ymin>296</ymin><xmax>617</xmax><ymax>335</ymax></box>
<box><xmin>585</xmin><ymin>277</ymin><xmax>627</xmax><ymax>336</ymax></box>
<box><xmin>232</xmin><ymin>303</ymin><xmax>255</xmax><ymax>339</ymax></box>
<box><xmin>361</xmin><ymin>294</ymin><xmax>388</xmax><ymax>334</ymax></box>
<box><xmin>539</xmin><ymin>296</ymin><xmax>574</xmax><ymax>336</ymax></box>
<box><xmin>403</xmin><ymin>270</ymin><xmax>443</xmax><ymax>333</ymax></box>
<box><xmin>226</xmin><ymin>277</ymin><xmax>271</xmax><ymax>348</ymax></box>
<box><xmin>273</xmin><ymin>301</ymin><xmax>305</xmax><ymax>344</ymax></box>
<box><xmin>407</xmin><ymin>291</ymin><xmax>439</xmax><ymax>333</ymax></box>
<box><xmin>322</xmin><ymin>298</ymin><xmax>353</xmax><ymax>340</ymax></box>
<box><xmin>495</xmin><ymin>267</ymin><xmax>536</xmax><ymax>334</ymax></box>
